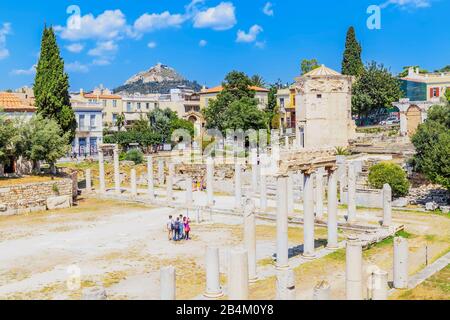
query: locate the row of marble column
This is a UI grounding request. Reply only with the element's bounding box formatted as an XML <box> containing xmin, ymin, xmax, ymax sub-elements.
<box><xmin>160</xmin><ymin>234</ymin><xmax>408</xmax><ymax>300</ymax></box>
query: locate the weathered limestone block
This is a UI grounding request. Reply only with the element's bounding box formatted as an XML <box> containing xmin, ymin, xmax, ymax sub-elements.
<box><xmin>82</xmin><ymin>287</ymin><xmax>107</xmax><ymax>300</ymax></box>
<box><xmin>46</xmin><ymin>195</ymin><xmax>72</xmax><ymax>210</ymax></box>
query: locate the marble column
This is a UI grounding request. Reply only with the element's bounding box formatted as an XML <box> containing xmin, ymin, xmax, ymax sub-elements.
<box><xmin>228</xmin><ymin>247</ymin><xmax>249</xmax><ymax>300</ymax></box>
<box><xmin>251</xmin><ymin>149</ymin><xmax>258</xmax><ymax>194</ymax></box>
<box><xmin>336</xmin><ymin>156</ymin><xmax>347</xmax><ymax>205</ymax></box>
<box><xmin>98</xmin><ymin>150</ymin><xmax>106</xmax><ymax>193</ymax></box>
<box><xmin>130</xmin><ymin>168</ymin><xmax>137</xmax><ymax>197</ymax></box>
<box><xmin>285</xmin><ymin>136</ymin><xmax>289</xmax><ymax>150</ymax></box>
<box><xmin>276</xmin><ymin>175</ymin><xmax>289</xmax><ymax>269</ymax></box>
<box><xmin>167</xmin><ymin>163</ymin><xmax>174</xmax><ymax>201</ymax></box>
<box><xmin>346</xmin><ymin>236</ymin><xmax>363</xmax><ymax>300</ymax></box>
<box><xmin>313</xmin><ymin>281</ymin><xmax>331</xmax><ymax>300</ymax></box>
<box><xmin>186</xmin><ymin>176</ymin><xmax>193</xmax><ymax>207</ymax></box>
<box><xmin>315</xmin><ymin>167</ymin><xmax>325</xmax><ymax>219</ymax></box>
<box><xmin>85</xmin><ymin>169</ymin><xmax>92</xmax><ymax>193</ymax></box>
<box><xmin>243</xmin><ymin>198</ymin><xmax>257</xmax><ymax>282</ymax></box>
<box><xmin>327</xmin><ymin>169</ymin><xmax>338</xmax><ymax>249</ymax></box>
<box><xmin>260</xmin><ymin>172</ymin><xmax>267</xmax><ymax>210</ymax></box>
<box><xmin>160</xmin><ymin>266</ymin><xmax>176</xmax><ymax>300</ymax></box>
<box><xmin>299</xmin><ymin>172</ymin><xmax>305</xmax><ymax>202</ymax></box>
<box><xmin>276</xmin><ymin>269</ymin><xmax>296</xmax><ymax>300</ymax></box>
<box><xmin>347</xmin><ymin>163</ymin><xmax>357</xmax><ymax>223</ymax></box>
<box><xmin>393</xmin><ymin>237</ymin><xmax>409</xmax><ymax>289</ymax></box>
<box><xmin>158</xmin><ymin>160</ymin><xmax>165</xmax><ymax>186</ymax></box>
<box><xmin>303</xmin><ymin>172</ymin><xmax>315</xmax><ymax>258</ymax></box>
<box><xmin>204</xmin><ymin>246</ymin><xmax>223</xmax><ymax>298</ymax></box>
<box><xmin>400</xmin><ymin>111</ymin><xmax>407</xmax><ymax>136</ymax></box>
<box><xmin>383</xmin><ymin>184</ymin><xmax>392</xmax><ymax>227</ymax></box>
<box><xmin>206</xmin><ymin>157</ymin><xmax>214</xmax><ymax>207</ymax></box>
<box><xmin>113</xmin><ymin>147</ymin><xmax>120</xmax><ymax>194</ymax></box>
<box><xmin>147</xmin><ymin>156</ymin><xmax>155</xmax><ymax>200</ymax></box>
<box><xmin>234</xmin><ymin>162</ymin><xmax>242</xmax><ymax>209</ymax></box>
<box><xmin>371</xmin><ymin>269</ymin><xmax>388</xmax><ymax>300</ymax></box>
<box><xmin>287</xmin><ymin>172</ymin><xmax>294</xmax><ymax>215</ymax></box>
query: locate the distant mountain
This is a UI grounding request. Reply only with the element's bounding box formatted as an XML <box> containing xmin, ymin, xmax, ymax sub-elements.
<box><xmin>113</xmin><ymin>63</ymin><xmax>202</xmax><ymax>94</ymax></box>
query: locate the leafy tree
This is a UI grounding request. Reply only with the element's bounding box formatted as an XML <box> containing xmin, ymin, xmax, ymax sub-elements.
<box><xmin>27</xmin><ymin>116</ymin><xmax>70</xmax><ymax>174</ymax></box>
<box><xmin>352</xmin><ymin>62</ymin><xmax>402</xmax><ymax>118</ymax></box>
<box><xmin>0</xmin><ymin>114</ymin><xmax>18</xmax><ymax>169</ymax></box>
<box><xmin>34</xmin><ymin>26</ymin><xmax>77</xmax><ymax>141</ymax></box>
<box><xmin>203</xmin><ymin>71</ymin><xmax>267</xmax><ymax>132</ymax></box>
<box><xmin>222</xmin><ymin>97</ymin><xmax>268</xmax><ymax>131</ymax></box>
<box><xmin>251</xmin><ymin>74</ymin><xmax>266</xmax><ymax>87</ymax></box>
<box><xmin>435</xmin><ymin>65</ymin><xmax>450</xmax><ymax>73</ymax></box>
<box><xmin>125</xmin><ymin>149</ymin><xmax>144</xmax><ymax>164</ymax></box>
<box><xmin>116</xmin><ymin>113</ymin><xmax>126</xmax><ymax>132</ymax></box>
<box><xmin>445</xmin><ymin>88</ymin><xmax>450</xmax><ymax>103</ymax></box>
<box><xmin>411</xmin><ymin>104</ymin><xmax>450</xmax><ymax>191</ymax></box>
<box><xmin>368</xmin><ymin>162</ymin><xmax>410</xmax><ymax>198</ymax></box>
<box><xmin>301</xmin><ymin>58</ymin><xmax>320</xmax><ymax>75</ymax></box>
<box><xmin>398</xmin><ymin>66</ymin><xmax>428</xmax><ymax>78</ymax></box>
<box><xmin>341</xmin><ymin>26</ymin><xmax>364</xmax><ymax>77</ymax></box>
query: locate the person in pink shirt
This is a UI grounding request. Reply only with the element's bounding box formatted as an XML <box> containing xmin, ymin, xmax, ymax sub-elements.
<box><xmin>183</xmin><ymin>216</ymin><xmax>191</xmax><ymax>240</ymax></box>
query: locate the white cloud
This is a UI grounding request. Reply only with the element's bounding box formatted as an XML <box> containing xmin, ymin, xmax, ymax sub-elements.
<box><xmin>65</xmin><ymin>43</ymin><xmax>84</xmax><ymax>53</ymax></box>
<box><xmin>199</xmin><ymin>39</ymin><xmax>208</xmax><ymax>47</ymax></box>
<box><xmin>66</xmin><ymin>61</ymin><xmax>89</xmax><ymax>73</ymax></box>
<box><xmin>134</xmin><ymin>11</ymin><xmax>186</xmax><ymax>34</ymax></box>
<box><xmin>11</xmin><ymin>64</ymin><xmax>36</xmax><ymax>76</ymax></box>
<box><xmin>147</xmin><ymin>41</ymin><xmax>157</xmax><ymax>49</ymax></box>
<box><xmin>92</xmin><ymin>59</ymin><xmax>111</xmax><ymax>66</ymax></box>
<box><xmin>193</xmin><ymin>2</ymin><xmax>237</xmax><ymax>31</ymax></box>
<box><xmin>88</xmin><ymin>40</ymin><xmax>118</xmax><ymax>56</ymax></box>
<box><xmin>0</xmin><ymin>23</ymin><xmax>11</xmax><ymax>60</ymax></box>
<box><xmin>263</xmin><ymin>2</ymin><xmax>274</xmax><ymax>16</ymax></box>
<box><xmin>380</xmin><ymin>0</ymin><xmax>432</xmax><ymax>8</ymax></box>
<box><xmin>236</xmin><ymin>25</ymin><xmax>263</xmax><ymax>43</ymax></box>
<box><xmin>55</xmin><ymin>10</ymin><xmax>128</xmax><ymax>41</ymax></box>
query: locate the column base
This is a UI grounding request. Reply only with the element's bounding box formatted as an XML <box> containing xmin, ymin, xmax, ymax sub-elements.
<box><xmin>326</xmin><ymin>244</ymin><xmax>339</xmax><ymax>250</ymax></box>
<box><xmin>203</xmin><ymin>290</ymin><xmax>224</xmax><ymax>299</ymax></box>
<box><xmin>302</xmin><ymin>252</ymin><xmax>316</xmax><ymax>260</ymax></box>
<box><xmin>249</xmin><ymin>275</ymin><xmax>259</xmax><ymax>283</ymax></box>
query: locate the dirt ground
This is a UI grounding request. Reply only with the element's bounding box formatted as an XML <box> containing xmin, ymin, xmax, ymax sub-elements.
<box><xmin>0</xmin><ymin>197</ymin><xmax>448</xmax><ymax>300</ymax></box>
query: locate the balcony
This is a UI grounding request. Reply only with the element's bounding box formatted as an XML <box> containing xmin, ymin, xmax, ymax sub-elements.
<box><xmin>77</xmin><ymin>125</ymin><xmax>100</xmax><ymax>132</ymax></box>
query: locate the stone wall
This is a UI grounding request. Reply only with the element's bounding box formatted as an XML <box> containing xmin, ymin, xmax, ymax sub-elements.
<box><xmin>0</xmin><ymin>177</ymin><xmax>74</xmax><ymax>216</ymax></box>
<box><xmin>341</xmin><ymin>188</ymin><xmax>383</xmax><ymax>209</ymax></box>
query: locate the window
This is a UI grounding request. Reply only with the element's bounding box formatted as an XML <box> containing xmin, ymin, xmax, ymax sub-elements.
<box><xmin>112</xmin><ymin>114</ymin><xmax>118</xmax><ymax>124</ymax></box>
<box><xmin>146</xmin><ymin>103</ymin><xmax>150</xmax><ymax>110</ymax></box>
<box><xmin>112</xmin><ymin>100</ymin><xmax>117</xmax><ymax>108</ymax></box>
<box><xmin>102</xmin><ymin>100</ymin><xmax>107</xmax><ymax>107</ymax></box>
<box><xmin>127</xmin><ymin>102</ymin><xmax>131</xmax><ymax>112</ymax></box>
<box><xmin>90</xmin><ymin>115</ymin><xmax>96</xmax><ymax>129</ymax></box>
<box><xmin>431</xmin><ymin>87</ymin><xmax>439</xmax><ymax>97</ymax></box>
<box><xmin>79</xmin><ymin>115</ymin><xmax>85</xmax><ymax>129</ymax></box>
<box><xmin>280</xmin><ymin>98</ymin><xmax>285</xmax><ymax>108</ymax></box>
<box><xmin>137</xmin><ymin>102</ymin><xmax>141</xmax><ymax>110</ymax></box>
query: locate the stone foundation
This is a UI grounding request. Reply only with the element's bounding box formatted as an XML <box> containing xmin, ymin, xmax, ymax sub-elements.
<box><xmin>0</xmin><ymin>177</ymin><xmax>75</xmax><ymax>216</ymax></box>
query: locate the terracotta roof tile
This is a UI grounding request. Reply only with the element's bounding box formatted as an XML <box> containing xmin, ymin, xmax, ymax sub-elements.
<box><xmin>0</xmin><ymin>92</ymin><xmax>36</xmax><ymax>112</ymax></box>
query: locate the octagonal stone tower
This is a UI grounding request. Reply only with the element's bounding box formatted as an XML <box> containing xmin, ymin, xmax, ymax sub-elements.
<box><xmin>294</xmin><ymin>65</ymin><xmax>356</xmax><ymax>149</ymax></box>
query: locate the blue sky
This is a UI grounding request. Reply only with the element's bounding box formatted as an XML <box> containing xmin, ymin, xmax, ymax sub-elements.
<box><xmin>0</xmin><ymin>0</ymin><xmax>449</xmax><ymax>91</ymax></box>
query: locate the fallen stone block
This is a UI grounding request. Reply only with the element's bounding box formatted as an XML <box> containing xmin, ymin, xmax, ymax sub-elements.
<box><xmin>440</xmin><ymin>206</ymin><xmax>450</xmax><ymax>214</ymax></box>
<box><xmin>425</xmin><ymin>201</ymin><xmax>438</xmax><ymax>211</ymax></box>
<box><xmin>392</xmin><ymin>197</ymin><xmax>408</xmax><ymax>207</ymax></box>
<box><xmin>46</xmin><ymin>195</ymin><xmax>72</xmax><ymax>210</ymax></box>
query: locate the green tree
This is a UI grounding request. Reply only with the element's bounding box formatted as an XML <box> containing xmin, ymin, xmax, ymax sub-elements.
<box><xmin>0</xmin><ymin>114</ymin><xmax>19</xmax><ymax>169</ymax></box>
<box><xmin>222</xmin><ymin>97</ymin><xmax>268</xmax><ymax>131</ymax></box>
<box><xmin>33</xmin><ymin>26</ymin><xmax>77</xmax><ymax>142</ymax></box>
<box><xmin>301</xmin><ymin>58</ymin><xmax>320</xmax><ymax>75</ymax></box>
<box><xmin>250</xmin><ymin>75</ymin><xmax>266</xmax><ymax>87</ymax></box>
<box><xmin>203</xmin><ymin>71</ymin><xmax>267</xmax><ymax>132</ymax></box>
<box><xmin>445</xmin><ymin>88</ymin><xmax>450</xmax><ymax>103</ymax></box>
<box><xmin>398</xmin><ymin>66</ymin><xmax>428</xmax><ymax>78</ymax></box>
<box><xmin>411</xmin><ymin>104</ymin><xmax>450</xmax><ymax>191</ymax></box>
<box><xmin>368</xmin><ymin>162</ymin><xmax>410</xmax><ymax>198</ymax></box>
<box><xmin>116</xmin><ymin>113</ymin><xmax>126</xmax><ymax>132</ymax></box>
<box><xmin>352</xmin><ymin>62</ymin><xmax>402</xmax><ymax>118</ymax></box>
<box><xmin>28</xmin><ymin>116</ymin><xmax>70</xmax><ymax>174</ymax></box>
<box><xmin>341</xmin><ymin>26</ymin><xmax>364</xmax><ymax>77</ymax></box>
<box><xmin>435</xmin><ymin>65</ymin><xmax>450</xmax><ymax>73</ymax></box>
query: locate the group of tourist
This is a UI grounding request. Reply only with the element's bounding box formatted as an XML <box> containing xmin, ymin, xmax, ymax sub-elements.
<box><xmin>166</xmin><ymin>214</ymin><xmax>191</xmax><ymax>241</ymax></box>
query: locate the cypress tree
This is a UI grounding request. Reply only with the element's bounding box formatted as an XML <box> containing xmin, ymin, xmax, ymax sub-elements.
<box><xmin>341</xmin><ymin>26</ymin><xmax>364</xmax><ymax>77</ymax></box>
<box><xmin>34</xmin><ymin>26</ymin><xmax>77</xmax><ymax>142</ymax></box>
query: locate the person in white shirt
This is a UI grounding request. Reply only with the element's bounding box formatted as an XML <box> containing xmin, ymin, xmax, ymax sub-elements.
<box><xmin>167</xmin><ymin>215</ymin><xmax>174</xmax><ymax>241</ymax></box>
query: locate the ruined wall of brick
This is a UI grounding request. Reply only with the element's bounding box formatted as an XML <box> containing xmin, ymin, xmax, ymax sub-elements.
<box><xmin>0</xmin><ymin>178</ymin><xmax>74</xmax><ymax>215</ymax></box>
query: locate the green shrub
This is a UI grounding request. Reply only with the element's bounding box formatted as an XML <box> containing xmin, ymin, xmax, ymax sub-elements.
<box><xmin>125</xmin><ymin>149</ymin><xmax>144</xmax><ymax>164</ymax></box>
<box><xmin>368</xmin><ymin>162</ymin><xmax>410</xmax><ymax>197</ymax></box>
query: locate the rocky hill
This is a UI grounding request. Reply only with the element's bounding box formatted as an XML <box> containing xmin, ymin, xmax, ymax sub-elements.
<box><xmin>113</xmin><ymin>63</ymin><xmax>202</xmax><ymax>94</ymax></box>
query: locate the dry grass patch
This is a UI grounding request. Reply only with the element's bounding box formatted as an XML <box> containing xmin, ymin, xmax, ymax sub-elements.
<box><xmin>0</xmin><ymin>175</ymin><xmax>62</xmax><ymax>187</ymax></box>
